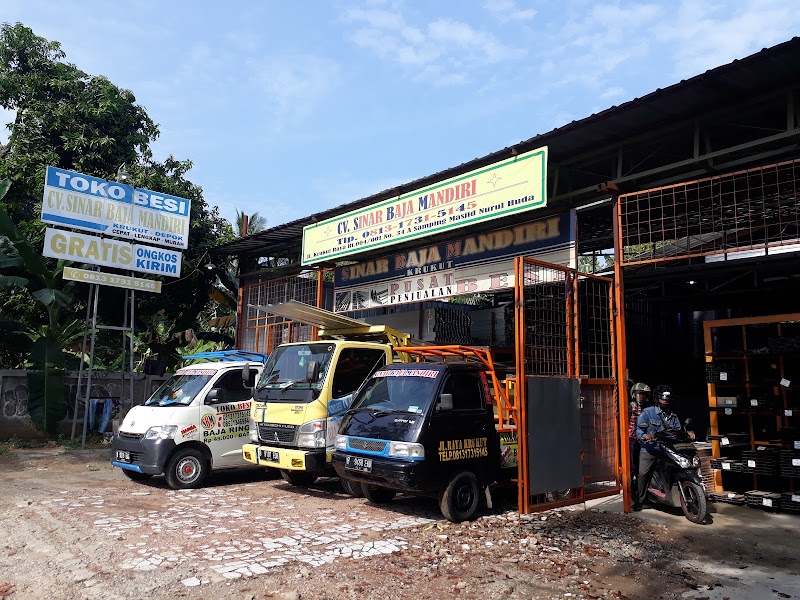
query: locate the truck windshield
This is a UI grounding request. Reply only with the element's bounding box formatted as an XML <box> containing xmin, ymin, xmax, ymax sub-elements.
<box><xmin>256</xmin><ymin>343</ymin><xmax>334</xmax><ymax>391</ymax></box>
<box><xmin>350</xmin><ymin>370</ymin><xmax>440</xmax><ymax>414</ymax></box>
<box><xmin>145</xmin><ymin>370</ymin><xmax>215</xmax><ymax>406</ymax></box>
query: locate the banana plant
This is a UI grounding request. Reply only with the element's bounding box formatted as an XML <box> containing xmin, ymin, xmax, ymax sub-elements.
<box><xmin>0</xmin><ymin>179</ymin><xmax>79</xmax><ymax>433</ymax></box>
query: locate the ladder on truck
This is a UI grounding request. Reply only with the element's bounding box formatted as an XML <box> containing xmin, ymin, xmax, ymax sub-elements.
<box><xmin>392</xmin><ymin>345</ymin><xmax>517</xmax><ymax>433</ymax></box>
<box><xmin>249</xmin><ymin>300</ymin><xmax>412</xmax><ymax>358</ymax></box>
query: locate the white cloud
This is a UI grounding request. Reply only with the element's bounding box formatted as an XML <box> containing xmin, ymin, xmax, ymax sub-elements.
<box><xmin>599</xmin><ymin>87</ymin><xmax>626</xmax><ymax>101</ymax></box>
<box><xmin>343</xmin><ymin>7</ymin><xmax>525</xmax><ymax>86</ymax></box>
<box><xmin>253</xmin><ymin>54</ymin><xmax>341</xmax><ymax>127</ymax></box>
<box><xmin>483</xmin><ymin>0</ymin><xmax>537</xmax><ymax>23</ymax></box>
<box><xmin>653</xmin><ymin>0</ymin><xmax>800</xmax><ymax>79</ymax></box>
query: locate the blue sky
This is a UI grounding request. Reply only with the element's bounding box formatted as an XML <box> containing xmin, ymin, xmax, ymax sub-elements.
<box><xmin>2</xmin><ymin>0</ymin><xmax>799</xmax><ymax>231</ymax></box>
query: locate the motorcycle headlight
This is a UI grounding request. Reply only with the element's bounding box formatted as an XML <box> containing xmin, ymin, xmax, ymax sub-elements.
<box><xmin>388</xmin><ymin>441</ymin><xmax>425</xmax><ymax>459</ymax></box>
<box><xmin>249</xmin><ymin>418</ymin><xmax>258</xmax><ymax>443</ymax></box>
<box><xmin>336</xmin><ymin>435</ymin><xmax>348</xmax><ymax>450</ymax></box>
<box><xmin>665</xmin><ymin>447</ymin><xmax>692</xmax><ymax>469</ymax></box>
<box><xmin>144</xmin><ymin>425</ymin><xmax>178</xmax><ymax>440</ymax></box>
<box><xmin>297</xmin><ymin>419</ymin><xmax>326</xmax><ymax>448</ymax></box>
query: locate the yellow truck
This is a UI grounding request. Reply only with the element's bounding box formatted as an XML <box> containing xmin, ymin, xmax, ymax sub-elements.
<box><xmin>241</xmin><ymin>301</ymin><xmax>409</xmax><ymax>494</ymax></box>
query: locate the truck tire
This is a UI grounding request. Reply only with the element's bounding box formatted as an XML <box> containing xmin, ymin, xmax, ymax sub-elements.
<box><xmin>440</xmin><ymin>471</ymin><xmax>480</xmax><ymax>522</ymax></box>
<box><xmin>165</xmin><ymin>448</ymin><xmax>208</xmax><ymax>490</ymax></box>
<box><xmin>280</xmin><ymin>469</ymin><xmax>318</xmax><ymax>487</ymax></box>
<box><xmin>341</xmin><ymin>478</ymin><xmax>365</xmax><ymax>497</ymax></box>
<box><xmin>362</xmin><ymin>484</ymin><xmax>396</xmax><ymax>504</ymax></box>
<box><xmin>122</xmin><ymin>469</ymin><xmax>152</xmax><ymax>482</ymax></box>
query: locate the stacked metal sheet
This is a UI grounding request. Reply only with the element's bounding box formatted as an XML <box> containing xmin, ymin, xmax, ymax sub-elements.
<box><xmin>779</xmin><ymin>450</ymin><xmax>800</xmax><ymax>478</ymax></box>
<box><xmin>706</xmin><ymin>362</ymin><xmax>738</xmax><ymax>383</ymax></box>
<box><xmin>711</xmin><ymin>458</ymin><xmax>743</xmax><ymax>472</ymax></box>
<box><xmin>428</xmin><ymin>304</ymin><xmax>473</xmax><ymax>345</ymax></box>
<box><xmin>709</xmin><ymin>491</ymin><xmax>746</xmax><ymax>505</ymax></box>
<box><xmin>741</xmin><ymin>449</ymin><xmax>780</xmax><ymax>475</ymax></box>
<box><xmin>744</xmin><ymin>490</ymin><xmax>782</xmax><ymax>510</ymax></box>
<box><xmin>780</xmin><ymin>492</ymin><xmax>800</xmax><ymax>513</ymax></box>
<box><xmin>745</xmin><ymin>397</ymin><xmax>779</xmax><ymax>413</ymax></box>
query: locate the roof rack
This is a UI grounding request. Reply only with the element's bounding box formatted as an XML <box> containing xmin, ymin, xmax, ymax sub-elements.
<box><xmin>181</xmin><ymin>350</ymin><xmax>270</xmax><ymax>364</ymax></box>
<box><xmin>394</xmin><ymin>345</ymin><xmax>516</xmax><ymax>432</ymax></box>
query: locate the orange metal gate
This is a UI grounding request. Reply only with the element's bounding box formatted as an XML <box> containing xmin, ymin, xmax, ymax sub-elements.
<box><xmin>514</xmin><ymin>257</ymin><xmax>620</xmax><ymax>513</ymax></box>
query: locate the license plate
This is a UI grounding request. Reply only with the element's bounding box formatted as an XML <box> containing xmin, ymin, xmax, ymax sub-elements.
<box><xmin>345</xmin><ymin>455</ymin><xmax>372</xmax><ymax>473</ymax></box>
<box><xmin>115</xmin><ymin>450</ymin><xmax>130</xmax><ymax>462</ymax></box>
<box><xmin>259</xmin><ymin>449</ymin><xmax>279</xmax><ymax>463</ymax></box>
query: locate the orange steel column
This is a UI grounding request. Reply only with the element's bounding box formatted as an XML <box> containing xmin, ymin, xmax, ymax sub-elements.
<box><xmin>612</xmin><ymin>195</ymin><xmax>632</xmax><ymax>513</ymax></box>
<box><xmin>514</xmin><ymin>257</ymin><xmax>530</xmax><ymax>514</ymax></box>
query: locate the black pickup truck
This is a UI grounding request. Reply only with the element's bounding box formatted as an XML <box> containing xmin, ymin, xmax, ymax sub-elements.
<box><xmin>332</xmin><ymin>361</ymin><xmax>517</xmax><ymax>522</ymax></box>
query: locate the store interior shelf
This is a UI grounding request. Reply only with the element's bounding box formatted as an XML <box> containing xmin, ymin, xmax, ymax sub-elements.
<box><xmin>705</xmin><ymin>313</ymin><xmax>800</xmax><ymax>513</ymax></box>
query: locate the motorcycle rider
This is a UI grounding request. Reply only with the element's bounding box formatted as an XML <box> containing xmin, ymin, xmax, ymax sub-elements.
<box><xmin>633</xmin><ymin>385</ymin><xmax>694</xmax><ymax>511</ymax></box>
<box><xmin>628</xmin><ymin>382</ymin><xmax>651</xmax><ymax>488</ymax></box>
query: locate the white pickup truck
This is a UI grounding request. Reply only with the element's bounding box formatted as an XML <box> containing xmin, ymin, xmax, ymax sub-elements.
<box><xmin>111</xmin><ymin>351</ymin><xmax>267</xmax><ymax>489</ymax></box>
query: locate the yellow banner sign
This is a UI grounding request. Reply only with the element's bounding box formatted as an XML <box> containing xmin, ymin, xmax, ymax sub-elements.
<box><xmin>302</xmin><ymin>146</ymin><xmax>548</xmax><ymax>265</ymax></box>
<box><xmin>63</xmin><ymin>267</ymin><xmax>162</xmax><ymax>293</ymax></box>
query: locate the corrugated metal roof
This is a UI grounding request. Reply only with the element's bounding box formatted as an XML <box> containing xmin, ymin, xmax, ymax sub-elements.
<box><xmin>214</xmin><ymin>37</ymin><xmax>800</xmax><ymax>259</ymax></box>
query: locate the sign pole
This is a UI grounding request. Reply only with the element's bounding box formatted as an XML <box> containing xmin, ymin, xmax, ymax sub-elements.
<box><xmin>80</xmin><ymin>282</ymin><xmax>101</xmax><ymax>449</ymax></box>
<box><xmin>71</xmin><ymin>282</ymin><xmax>94</xmax><ymax>441</ymax></box>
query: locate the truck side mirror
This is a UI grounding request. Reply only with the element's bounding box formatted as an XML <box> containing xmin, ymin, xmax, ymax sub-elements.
<box><xmin>437</xmin><ymin>393</ymin><xmax>453</xmax><ymax>411</ymax></box>
<box><xmin>306</xmin><ymin>360</ymin><xmax>320</xmax><ymax>383</ymax></box>
<box><xmin>242</xmin><ymin>365</ymin><xmax>257</xmax><ymax>388</ymax></box>
<box><xmin>207</xmin><ymin>388</ymin><xmax>227</xmax><ymax>403</ymax></box>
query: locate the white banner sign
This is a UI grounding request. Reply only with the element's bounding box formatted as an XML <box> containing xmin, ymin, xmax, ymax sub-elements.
<box><xmin>63</xmin><ymin>267</ymin><xmax>162</xmax><ymax>293</ymax></box>
<box><xmin>334</xmin><ymin>247</ymin><xmax>571</xmax><ymax>311</ymax></box>
<box><xmin>43</xmin><ymin>228</ymin><xmax>182</xmax><ymax>278</ymax></box>
<box><xmin>41</xmin><ymin>166</ymin><xmax>191</xmax><ymax>249</ymax></box>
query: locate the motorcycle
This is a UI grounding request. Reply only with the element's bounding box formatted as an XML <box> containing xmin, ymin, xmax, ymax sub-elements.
<box><xmin>642</xmin><ymin>425</ymin><xmax>708</xmax><ymax>524</ymax></box>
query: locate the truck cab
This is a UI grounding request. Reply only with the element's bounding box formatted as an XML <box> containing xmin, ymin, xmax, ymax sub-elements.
<box><xmin>241</xmin><ymin>339</ymin><xmax>393</xmax><ymax>488</ymax></box>
<box><xmin>332</xmin><ymin>353</ymin><xmax>518</xmax><ymax>522</ymax></box>
<box><xmin>111</xmin><ymin>351</ymin><xmax>267</xmax><ymax>489</ymax></box>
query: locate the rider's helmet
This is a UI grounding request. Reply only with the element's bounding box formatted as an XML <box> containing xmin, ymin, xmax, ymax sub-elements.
<box><xmin>630</xmin><ymin>382</ymin><xmax>651</xmax><ymax>403</ymax></box>
<box><xmin>654</xmin><ymin>385</ymin><xmax>673</xmax><ymax>411</ymax></box>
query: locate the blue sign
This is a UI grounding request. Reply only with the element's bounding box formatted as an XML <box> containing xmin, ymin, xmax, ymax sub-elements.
<box><xmin>41</xmin><ymin>166</ymin><xmax>191</xmax><ymax>250</ymax></box>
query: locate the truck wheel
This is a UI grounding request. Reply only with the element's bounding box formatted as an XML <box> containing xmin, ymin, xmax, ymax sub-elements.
<box><xmin>122</xmin><ymin>469</ymin><xmax>152</xmax><ymax>482</ymax></box>
<box><xmin>679</xmin><ymin>481</ymin><xmax>707</xmax><ymax>524</ymax></box>
<box><xmin>165</xmin><ymin>448</ymin><xmax>208</xmax><ymax>490</ymax></box>
<box><xmin>280</xmin><ymin>469</ymin><xmax>318</xmax><ymax>487</ymax></box>
<box><xmin>362</xmin><ymin>484</ymin><xmax>396</xmax><ymax>504</ymax></box>
<box><xmin>341</xmin><ymin>478</ymin><xmax>365</xmax><ymax>497</ymax></box>
<box><xmin>440</xmin><ymin>471</ymin><xmax>480</xmax><ymax>522</ymax></box>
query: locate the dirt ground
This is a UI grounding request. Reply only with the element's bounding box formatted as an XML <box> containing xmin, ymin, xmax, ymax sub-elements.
<box><xmin>1</xmin><ymin>446</ymin><xmax>799</xmax><ymax>600</ymax></box>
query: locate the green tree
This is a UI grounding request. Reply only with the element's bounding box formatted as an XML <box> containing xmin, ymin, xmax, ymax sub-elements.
<box><xmin>0</xmin><ymin>22</ymin><xmax>238</xmax><ymax>379</ymax></box>
<box><xmin>0</xmin><ymin>22</ymin><xmax>157</xmax><ymax>230</ymax></box>
<box><xmin>235</xmin><ymin>210</ymin><xmax>267</xmax><ymax>236</ymax></box>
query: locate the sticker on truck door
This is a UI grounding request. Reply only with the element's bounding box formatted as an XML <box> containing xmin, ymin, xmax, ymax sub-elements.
<box><xmin>437</xmin><ymin>437</ymin><xmax>489</xmax><ymax>461</ymax></box>
<box><xmin>202</xmin><ymin>408</ymin><xmax>250</xmax><ymax>441</ymax></box>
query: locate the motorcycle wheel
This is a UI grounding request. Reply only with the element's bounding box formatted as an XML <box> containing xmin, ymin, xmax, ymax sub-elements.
<box><xmin>678</xmin><ymin>481</ymin><xmax>707</xmax><ymax>523</ymax></box>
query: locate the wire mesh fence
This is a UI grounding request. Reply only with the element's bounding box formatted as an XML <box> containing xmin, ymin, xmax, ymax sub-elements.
<box><xmin>578</xmin><ymin>276</ymin><xmax>614</xmax><ymax>380</ymax></box>
<box><xmin>517</xmin><ymin>258</ymin><xmax>619</xmax><ymax>510</ymax></box>
<box><xmin>238</xmin><ymin>273</ymin><xmax>320</xmax><ymax>355</ymax></box>
<box><xmin>520</xmin><ymin>262</ymin><xmax>571</xmax><ymax>377</ymax></box>
<box><xmin>620</xmin><ymin>158</ymin><xmax>800</xmax><ymax>265</ymax></box>
<box><xmin>580</xmin><ymin>383</ymin><xmax>620</xmax><ymax>497</ymax></box>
